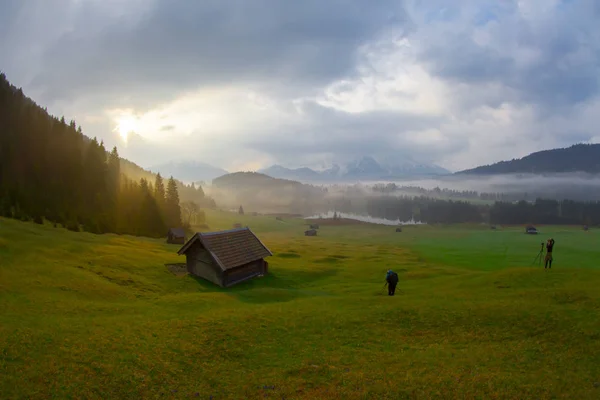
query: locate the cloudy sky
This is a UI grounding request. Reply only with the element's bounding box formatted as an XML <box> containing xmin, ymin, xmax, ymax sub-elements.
<box><xmin>1</xmin><ymin>0</ymin><xmax>599</xmax><ymax>172</ymax></box>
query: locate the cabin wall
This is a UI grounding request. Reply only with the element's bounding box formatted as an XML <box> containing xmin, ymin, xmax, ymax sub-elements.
<box><xmin>223</xmin><ymin>259</ymin><xmax>266</xmax><ymax>287</ymax></box>
<box><xmin>168</xmin><ymin>235</ymin><xmax>185</xmax><ymax>244</ymax></box>
<box><xmin>185</xmin><ymin>242</ymin><xmax>223</xmax><ymax>287</ymax></box>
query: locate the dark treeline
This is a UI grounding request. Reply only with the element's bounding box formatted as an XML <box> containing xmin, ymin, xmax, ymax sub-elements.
<box><xmin>364</xmin><ymin>196</ymin><xmax>484</xmax><ymax>224</ymax></box>
<box><xmin>347</xmin><ymin>194</ymin><xmax>600</xmax><ymax>226</ymax></box>
<box><xmin>371</xmin><ymin>182</ymin><xmax>600</xmax><ymax>203</ymax></box>
<box><xmin>489</xmin><ymin>199</ymin><xmax>600</xmax><ymax>225</ymax></box>
<box><xmin>120</xmin><ymin>158</ymin><xmax>217</xmax><ymax>208</ymax></box>
<box><xmin>0</xmin><ymin>72</ymin><xmax>187</xmax><ymax>237</ymax></box>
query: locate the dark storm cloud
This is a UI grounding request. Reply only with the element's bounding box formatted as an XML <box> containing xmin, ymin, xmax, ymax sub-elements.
<box><xmin>25</xmin><ymin>0</ymin><xmax>411</xmax><ymax>108</ymax></box>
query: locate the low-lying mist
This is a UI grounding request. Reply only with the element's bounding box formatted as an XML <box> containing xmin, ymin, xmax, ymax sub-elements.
<box><xmin>203</xmin><ymin>172</ymin><xmax>600</xmax><ymax>226</ymax></box>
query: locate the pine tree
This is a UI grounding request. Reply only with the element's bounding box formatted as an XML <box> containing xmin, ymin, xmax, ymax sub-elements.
<box><xmin>138</xmin><ymin>178</ymin><xmax>166</xmax><ymax>237</ymax></box>
<box><xmin>154</xmin><ymin>173</ymin><xmax>166</xmax><ymax>214</ymax></box>
<box><xmin>106</xmin><ymin>146</ymin><xmax>121</xmax><ymax>232</ymax></box>
<box><xmin>166</xmin><ymin>176</ymin><xmax>182</xmax><ymax>227</ymax></box>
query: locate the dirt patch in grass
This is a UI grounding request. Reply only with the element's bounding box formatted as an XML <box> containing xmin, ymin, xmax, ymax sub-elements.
<box><xmin>315</xmin><ymin>256</ymin><xmax>342</xmax><ymax>264</ymax></box>
<box><xmin>276</xmin><ymin>252</ymin><xmax>302</xmax><ymax>259</ymax></box>
<box><xmin>165</xmin><ymin>263</ymin><xmax>188</xmax><ymax>276</ymax></box>
<box><xmin>552</xmin><ymin>290</ymin><xmax>590</xmax><ymax>304</ymax></box>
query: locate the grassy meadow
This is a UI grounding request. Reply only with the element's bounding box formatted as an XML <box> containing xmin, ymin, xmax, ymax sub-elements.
<box><xmin>1</xmin><ymin>211</ymin><xmax>600</xmax><ymax>399</ymax></box>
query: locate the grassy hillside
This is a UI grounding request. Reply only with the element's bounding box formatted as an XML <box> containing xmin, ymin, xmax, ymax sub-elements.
<box><xmin>1</xmin><ymin>215</ymin><xmax>600</xmax><ymax>399</ymax></box>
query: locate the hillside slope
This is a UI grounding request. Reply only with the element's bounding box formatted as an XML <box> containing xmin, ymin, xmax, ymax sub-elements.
<box><xmin>456</xmin><ymin>143</ymin><xmax>600</xmax><ymax>175</ymax></box>
<box><xmin>0</xmin><ymin>72</ymin><xmax>212</xmax><ymax>217</ymax></box>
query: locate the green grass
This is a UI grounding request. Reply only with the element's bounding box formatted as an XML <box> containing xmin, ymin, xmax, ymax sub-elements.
<box><xmin>1</xmin><ymin>212</ymin><xmax>600</xmax><ymax>399</ymax></box>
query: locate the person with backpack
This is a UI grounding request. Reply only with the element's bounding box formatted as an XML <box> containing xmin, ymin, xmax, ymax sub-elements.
<box><xmin>385</xmin><ymin>269</ymin><xmax>399</xmax><ymax>296</ymax></box>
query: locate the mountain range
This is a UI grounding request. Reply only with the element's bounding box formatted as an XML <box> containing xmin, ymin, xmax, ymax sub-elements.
<box><xmin>455</xmin><ymin>143</ymin><xmax>600</xmax><ymax>175</ymax></box>
<box><xmin>151</xmin><ymin>143</ymin><xmax>600</xmax><ymax>186</ymax></box>
<box><xmin>258</xmin><ymin>156</ymin><xmax>451</xmax><ymax>183</ymax></box>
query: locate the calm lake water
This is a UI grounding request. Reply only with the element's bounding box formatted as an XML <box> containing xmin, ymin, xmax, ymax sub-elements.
<box><xmin>305</xmin><ymin>211</ymin><xmax>424</xmax><ymax>226</ymax></box>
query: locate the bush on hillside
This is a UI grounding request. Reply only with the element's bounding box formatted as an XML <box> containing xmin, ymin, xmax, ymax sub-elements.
<box><xmin>66</xmin><ymin>220</ymin><xmax>80</xmax><ymax>232</ymax></box>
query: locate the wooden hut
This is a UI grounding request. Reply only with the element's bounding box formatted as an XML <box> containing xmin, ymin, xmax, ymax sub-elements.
<box><xmin>525</xmin><ymin>225</ymin><xmax>538</xmax><ymax>234</ymax></box>
<box><xmin>305</xmin><ymin>229</ymin><xmax>317</xmax><ymax>236</ymax></box>
<box><xmin>167</xmin><ymin>227</ymin><xmax>186</xmax><ymax>244</ymax></box>
<box><xmin>177</xmin><ymin>227</ymin><xmax>272</xmax><ymax>288</ymax></box>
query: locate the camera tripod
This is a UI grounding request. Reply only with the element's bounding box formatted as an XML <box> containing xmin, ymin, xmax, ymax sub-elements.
<box><xmin>531</xmin><ymin>242</ymin><xmax>545</xmax><ymax>267</ymax></box>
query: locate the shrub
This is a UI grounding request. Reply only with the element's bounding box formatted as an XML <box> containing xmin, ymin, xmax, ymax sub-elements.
<box><xmin>66</xmin><ymin>221</ymin><xmax>80</xmax><ymax>232</ymax></box>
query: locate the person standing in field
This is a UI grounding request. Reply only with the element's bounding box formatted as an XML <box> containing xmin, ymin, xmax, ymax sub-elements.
<box><xmin>385</xmin><ymin>269</ymin><xmax>399</xmax><ymax>296</ymax></box>
<box><xmin>545</xmin><ymin>238</ymin><xmax>555</xmax><ymax>269</ymax></box>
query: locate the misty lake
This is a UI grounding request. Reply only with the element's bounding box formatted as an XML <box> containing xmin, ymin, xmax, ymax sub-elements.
<box><xmin>305</xmin><ymin>211</ymin><xmax>424</xmax><ymax>226</ymax></box>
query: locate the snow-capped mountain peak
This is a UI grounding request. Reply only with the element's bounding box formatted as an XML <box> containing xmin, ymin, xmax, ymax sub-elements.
<box><xmin>258</xmin><ymin>156</ymin><xmax>450</xmax><ymax>182</ymax></box>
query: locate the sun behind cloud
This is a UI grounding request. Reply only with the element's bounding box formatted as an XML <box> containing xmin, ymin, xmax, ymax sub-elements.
<box><xmin>114</xmin><ymin>114</ymin><xmax>140</xmax><ymax>142</ymax></box>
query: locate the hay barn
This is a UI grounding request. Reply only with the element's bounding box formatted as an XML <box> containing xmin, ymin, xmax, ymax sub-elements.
<box><xmin>167</xmin><ymin>228</ymin><xmax>186</xmax><ymax>244</ymax></box>
<box><xmin>305</xmin><ymin>229</ymin><xmax>317</xmax><ymax>236</ymax></box>
<box><xmin>177</xmin><ymin>227</ymin><xmax>272</xmax><ymax>288</ymax></box>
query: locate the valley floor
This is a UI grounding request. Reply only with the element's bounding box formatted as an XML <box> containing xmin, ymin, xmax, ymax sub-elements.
<box><xmin>1</xmin><ymin>213</ymin><xmax>600</xmax><ymax>399</ymax></box>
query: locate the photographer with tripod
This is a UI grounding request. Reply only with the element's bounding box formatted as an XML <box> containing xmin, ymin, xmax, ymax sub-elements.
<box><xmin>545</xmin><ymin>238</ymin><xmax>555</xmax><ymax>269</ymax></box>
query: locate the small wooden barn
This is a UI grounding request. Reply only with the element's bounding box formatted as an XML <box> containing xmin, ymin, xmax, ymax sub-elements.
<box><xmin>525</xmin><ymin>225</ymin><xmax>538</xmax><ymax>234</ymax></box>
<box><xmin>167</xmin><ymin>228</ymin><xmax>186</xmax><ymax>244</ymax></box>
<box><xmin>177</xmin><ymin>227</ymin><xmax>272</xmax><ymax>288</ymax></box>
<box><xmin>305</xmin><ymin>229</ymin><xmax>317</xmax><ymax>236</ymax></box>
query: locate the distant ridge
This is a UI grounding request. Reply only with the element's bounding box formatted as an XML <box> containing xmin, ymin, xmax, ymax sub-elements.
<box><xmin>259</xmin><ymin>156</ymin><xmax>450</xmax><ymax>183</ymax></box>
<box><xmin>456</xmin><ymin>143</ymin><xmax>600</xmax><ymax>175</ymax></box>
<box><xmin>212</xmin><ymin>171</ymin><xmax>309</xmax><ymax>188</ymax></box>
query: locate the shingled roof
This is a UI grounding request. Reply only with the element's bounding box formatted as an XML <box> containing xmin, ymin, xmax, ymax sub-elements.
<box><xmin>177</xmin><ymin>227</ymin><xmax>272</xmax><ymax>271</ymax></box>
